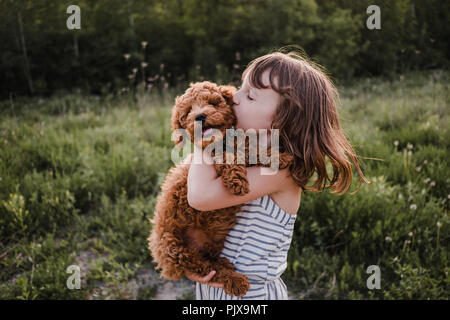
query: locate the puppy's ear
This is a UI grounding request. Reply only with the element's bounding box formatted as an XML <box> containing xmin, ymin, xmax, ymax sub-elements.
<box><xmin>171</xmin><ymin>97</ymin><xmax>187</xmax><ymax>147</ymax></box>
<box><xmin>218</xmin><ymin>85</ymin><xmax>237</xmax><ymax>106</ymax></box>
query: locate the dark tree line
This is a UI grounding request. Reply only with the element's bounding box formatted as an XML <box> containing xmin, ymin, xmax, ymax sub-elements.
<box><xmin>0</xmin><ymin>0</ymin><xmax>448</xmax><ymax>98</ymax></box>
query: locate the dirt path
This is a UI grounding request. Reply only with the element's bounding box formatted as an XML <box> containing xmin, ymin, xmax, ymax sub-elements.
<box><xmin>75</xmin><ymin>250</ymin><xmax>295</xmax><ymax>300</ymax></box>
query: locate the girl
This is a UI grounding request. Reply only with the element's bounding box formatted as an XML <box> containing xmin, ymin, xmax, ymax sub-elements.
<box><xmin>185</xmin><ymin>50</ymin><xmax>371</xmax><ymax>300</ymax></box>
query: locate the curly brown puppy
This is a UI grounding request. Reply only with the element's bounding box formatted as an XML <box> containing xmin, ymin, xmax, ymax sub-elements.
<box><xmin>148</xmin><ymin>81</ymin><xmax>293</xmax><ymax>297</ymax></box>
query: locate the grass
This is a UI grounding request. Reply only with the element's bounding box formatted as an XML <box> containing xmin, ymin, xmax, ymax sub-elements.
<box><xmin>0</xmin><ymin>70</ymin><xmax>448</xmax><ymax>299</ymax></box>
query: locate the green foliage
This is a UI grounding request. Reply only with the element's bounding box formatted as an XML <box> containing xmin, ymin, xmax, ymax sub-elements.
<box><xmin>0</xmin><ymin>233</ymin><xmax>87</xmax><ymax>299</ymax></box>
<box><xmin>0</xmin><ymin>0</ymin><xmax>448</xmax><ymax>97</ymax></box>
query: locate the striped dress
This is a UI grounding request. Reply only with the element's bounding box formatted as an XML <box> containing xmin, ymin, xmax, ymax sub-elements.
<box><xmin>196</xmin><ymin>194</ymin><xmax>297</xmax><ymax>300</ymax></box>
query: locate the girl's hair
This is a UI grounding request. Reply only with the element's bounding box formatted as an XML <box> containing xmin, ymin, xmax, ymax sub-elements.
<box><xmin>242</xmin><ymin>48</ymin><xmax>372</xmax><ymax>195</ymax></box>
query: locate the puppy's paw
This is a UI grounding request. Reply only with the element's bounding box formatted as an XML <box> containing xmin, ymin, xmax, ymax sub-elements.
<box><xmin>222</xmin><ymin>174</ymin><xmax>249</xmax><ymax>195</ymax></box>
<box><xmin>223</xmin><ymin>273</ymin><xmax>250</xmax><ymax>297</ymax></box>
<box><xmin>221</xmin><ymin>166</ymin><xmax>249</xmax><ymax>195</ymax></box>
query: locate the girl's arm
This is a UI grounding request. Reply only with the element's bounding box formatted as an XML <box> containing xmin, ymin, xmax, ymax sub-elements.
<box><xmin>187</xmin><ymin>144</ymin><xmax>290</xmax><ymax>211</ymax></box>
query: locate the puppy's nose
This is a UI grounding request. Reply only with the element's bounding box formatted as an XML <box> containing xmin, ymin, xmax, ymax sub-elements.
<box><xmin>195</xmin><ymin>113</ymin><xmax>207</xmax><ymax>122</ymax></box>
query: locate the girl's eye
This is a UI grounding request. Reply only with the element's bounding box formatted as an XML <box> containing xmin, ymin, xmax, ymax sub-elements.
<box><xmin>247</xmin><ymin>95</ymin><xmax>254</xmax><ymax>101</ymax></box>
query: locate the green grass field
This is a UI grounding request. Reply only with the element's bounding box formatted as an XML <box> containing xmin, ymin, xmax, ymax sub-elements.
<box><xmin>0</xmin><ymin>70</ymin><xmax>448</xmax><ymax>299</ymax></box>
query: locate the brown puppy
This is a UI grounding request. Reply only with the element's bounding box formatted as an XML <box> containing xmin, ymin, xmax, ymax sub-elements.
<box><xmin>148</xmin><ymin>81</ymin><xmax>292</xmax><ymax>297</ymax></box>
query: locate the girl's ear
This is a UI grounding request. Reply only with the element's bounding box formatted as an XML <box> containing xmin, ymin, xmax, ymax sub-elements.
<box><xmin>218</xmin><ymin>85</ymin><xmax>237</xmax><ymax>106</ymax></box>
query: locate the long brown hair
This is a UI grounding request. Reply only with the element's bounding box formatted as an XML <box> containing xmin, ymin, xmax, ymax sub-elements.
<box><xmin>242</xmin><ymin>48</ymin><xmax>372</xmax><ymax>195</ymax></box>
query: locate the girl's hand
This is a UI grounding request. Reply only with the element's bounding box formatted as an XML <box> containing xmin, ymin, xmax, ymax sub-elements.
<box><xmin>185</xmin><ymin>270</ymin><xmax>224</xmax><ymax>289</ymax></box>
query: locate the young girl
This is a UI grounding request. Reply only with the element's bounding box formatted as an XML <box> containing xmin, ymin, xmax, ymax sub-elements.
<box><xmin>185</xmin><ymin>50</ymin><xmax>371</xmax><ymax>300</ymax></box>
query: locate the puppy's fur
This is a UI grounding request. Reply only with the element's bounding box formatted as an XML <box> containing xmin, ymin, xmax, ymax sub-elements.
<box><xmin>148</xmin><ymin>81</ymin><xmax>293</xmax><ymax>297</ymax></box>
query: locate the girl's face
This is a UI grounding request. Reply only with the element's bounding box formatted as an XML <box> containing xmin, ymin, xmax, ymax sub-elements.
<box><xmin>232</xmin><ymin>69</ymin><xmax>281</xmax><ymax>132</ymax></box>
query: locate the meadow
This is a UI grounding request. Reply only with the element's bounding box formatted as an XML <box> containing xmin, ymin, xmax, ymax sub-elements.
<box><xmin>0</xmin><ymin>70</ymin><xmax>448</xmax><ymax>299</ymax></box>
